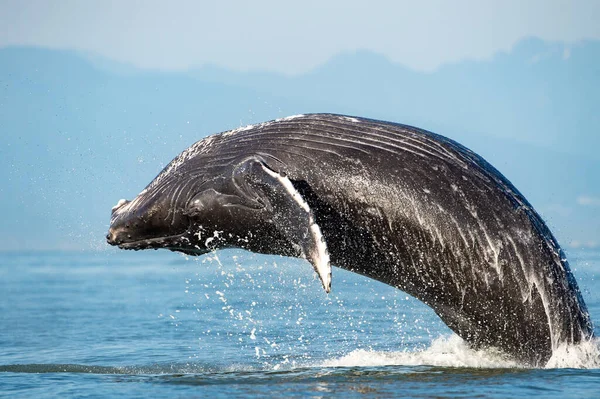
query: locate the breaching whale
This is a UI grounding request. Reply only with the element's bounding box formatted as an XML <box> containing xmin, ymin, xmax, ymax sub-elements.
<box><xmin>106</xmin><ymin>113</ymin><xmax>593</xmax><ymax>366</ymax></box>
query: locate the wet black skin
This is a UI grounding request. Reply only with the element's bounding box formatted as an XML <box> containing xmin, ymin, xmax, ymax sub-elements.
<box><xmin>107</xmin><ymin>114</ymin><xmax>593</xmax><ymax>366</ymax></box>
<box><xmin>107</xmin><ymin>160</ymin><xmax>308</xmax><ymax>258</ymax></box>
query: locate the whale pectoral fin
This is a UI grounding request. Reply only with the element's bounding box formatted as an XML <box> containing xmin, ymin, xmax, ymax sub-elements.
<box><xmin>235</xmin><ymin>158</ymin><xmax>332</xmax><ymax>293</ymax></box>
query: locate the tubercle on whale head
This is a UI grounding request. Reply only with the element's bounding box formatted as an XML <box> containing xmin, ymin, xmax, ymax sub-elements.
<box><xmin>106</xmin><ymin>143</ymin><xmax>235</xmax><ymax>253</ymax></box>
<box><xmin>106</xmin><ymin>187</ymin><xmax>266</xmax><ymax>256</ymax></box>
<box><xmin>106</xmin><ymin>191</ymin><xmax>193</xmax><ymax>251</ymax></box>
<box><xmin>105</xmin><ymin>161</ymin><xmax>265</xmax><ymax>256</ymax></box>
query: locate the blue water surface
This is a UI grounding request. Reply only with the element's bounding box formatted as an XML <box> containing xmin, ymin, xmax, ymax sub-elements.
<box><xmin>1</xmin><ymin>249</ymin><xmax>599</xmax><ymax>398</ymax></box>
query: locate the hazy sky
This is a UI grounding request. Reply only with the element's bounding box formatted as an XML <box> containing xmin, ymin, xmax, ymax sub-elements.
<box><xmin>1</xmin><ymin>0</ymin><xmax>599</xmax><ymax>74</ymax></box>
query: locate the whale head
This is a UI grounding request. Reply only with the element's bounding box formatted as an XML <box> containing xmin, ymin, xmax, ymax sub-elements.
<box><xmin>106</xmin><ymin>145</ymin><xmax>281</xmax><ymax>257</ymax></box>
<box><xmin>106</xmin><ymin>183</ymin><xmax>199</xmax><ymax>253</ymax></box>
<box><xmin>105</xmin><ymin>142</ymin><xmax>238</xmax><ymax>254</ymax></box>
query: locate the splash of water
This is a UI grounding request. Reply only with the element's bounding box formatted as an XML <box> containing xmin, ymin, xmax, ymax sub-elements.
<box><xmin>320</xmin><ymin>335</ymin><xmax>600</xmax><ymax>369</ymax></box>
<box><xmin>545</xmin><ymin>338</ymin><xmax>600</xmax><ymax>369</ymax></box>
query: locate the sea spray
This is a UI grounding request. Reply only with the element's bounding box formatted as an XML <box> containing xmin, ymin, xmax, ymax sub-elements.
<box><xmin>320</xmin><ymin>334</ymin><xmax>600</xmax><ymax>369</ymax></box>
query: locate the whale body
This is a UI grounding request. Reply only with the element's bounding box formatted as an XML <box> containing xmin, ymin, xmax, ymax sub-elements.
<box><xmin>107</xmin><ymin>113</ymin><xmax>593</xmax><ymax>366</ymax></box>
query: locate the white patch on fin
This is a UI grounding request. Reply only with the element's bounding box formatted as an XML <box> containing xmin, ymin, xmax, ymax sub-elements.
<box><xmin>308</xmin><ymin>216</ymin><xmax>332</xmax><ymax>293</ymax></box>
<box><xmin>260</xmin><ymin>164</ymin><xmax>331</xmax><ymax>293</ymax></box>
<box><xmin>261</xmin><ymin>166</ymin><xmax>310</xmax><ymax>212</ymax></box>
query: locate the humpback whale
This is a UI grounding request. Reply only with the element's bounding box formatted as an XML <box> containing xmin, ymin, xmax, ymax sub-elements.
<box><xmin>106</xmin><ymin>113</ymin><xmax>593</xmax><ymax>366</ymax></box>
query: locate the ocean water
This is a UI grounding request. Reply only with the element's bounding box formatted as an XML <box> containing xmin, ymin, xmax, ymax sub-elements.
<box><xmin>1</xmin><ymin>248</ymin><xmax>599</xmax><ymax>398</ymax></box>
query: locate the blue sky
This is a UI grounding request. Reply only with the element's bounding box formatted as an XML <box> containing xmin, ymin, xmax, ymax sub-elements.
<box><xmin>1</xmin><ymin>0</ymin><xmax>600</xmax><ymax>73</ymax></box>
<box><xmin>0</xmin><ymin>2</ymin><xmax>598</xmax><ymax>251</ymax></box>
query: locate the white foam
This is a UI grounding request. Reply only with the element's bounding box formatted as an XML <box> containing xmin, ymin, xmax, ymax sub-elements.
<box><xmin>320</xmin><ymin>335</ymin><xmax>600</xmax><ymax>369</ymax></box>
<box><xmin>111</xmin><ymin>198</ymin><xmax>128</xmax><ymax>212</ymax></box>
<box><xmin>223</xmin><ymin>123</ymin><xmax>256</xmax><ymax>137</ymax></box>
<box><xmin>545</xmin><ymin>338</ymin><xmax>600</xmax><ymax>369</ymax></box>
<box><xmin>275</xmin><ymin>114</ymin><xmax>305</xmax><ymax>122</ymax></box>
<box><xmin>223</xmin><ymin>115</ymin><xmax>307</xmax><ymax>139</ymax></box>
<box><xmin>321</xmin><ymin>335</ymin><xmax>520</xmax><ymax>369</ymax></box>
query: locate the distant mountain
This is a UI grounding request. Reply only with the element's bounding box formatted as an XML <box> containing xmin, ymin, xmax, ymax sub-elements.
<box><xmin>0</xmin><ymin>40</ymin><xmax>598</xmax><ymax>251</ymax></box>
<box><xmin>0</xmin><ymin>47</ymin><xmax>318</xmax><ymax>250</ymax></box>
<box><xmin>192</xmin><ymin>38</ymin><xmax>600</xmax><ymax>160</ymax></box>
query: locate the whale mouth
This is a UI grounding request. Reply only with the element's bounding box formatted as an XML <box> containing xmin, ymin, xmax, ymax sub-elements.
<box><xmin>110</xmin><ymin>233</ymin><xmax>190</xmax><ymax>251</ymax></box>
